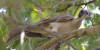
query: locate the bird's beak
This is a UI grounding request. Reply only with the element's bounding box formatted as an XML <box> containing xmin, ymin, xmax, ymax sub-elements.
<box><xmin>84</xmin><ymin>11</ymin><xmax>89</xmax><ymax>17</ymax></box>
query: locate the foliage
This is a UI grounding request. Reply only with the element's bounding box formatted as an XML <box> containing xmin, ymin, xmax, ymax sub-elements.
<box><xmin>0</xmin><ymin>0</ymin><xmax>100</xmax><ymax>50</ymax></box>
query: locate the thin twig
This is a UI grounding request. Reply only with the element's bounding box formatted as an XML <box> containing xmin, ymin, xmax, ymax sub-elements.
<box><xmin>57</xmin><ymin>0</ymin><xmax>96</xmax><ymax>12</ymax></box>
<box><xmin>48</xmin><ymin>43</ymin><xmax>58</xmax><ymax>50</ymax></box>
<box><xmin>25</xmin><ymin>0</ymin><xmax>96</xmax><ymax>12</ymax></box>
<box><xmin>3</xmin><ymin>13</ymin><xmax>29</xmax><ymax>25</ymax></box>
<box><xmin>35</xmin><ymin>39</ymin><xmax>46</xmax><ymax>44</ymax></box>
<box><xmin>73</xmin><ymin>0</ymin><xmax>81</xmax><ymax>16</ymax></box>
<box><xmin>54</xmin><ymin>42</ymin><xmax>61</xmax><ymax>50</ymax></box>
<box><xmin>33</xmin><ymin>3</ymin><xmax>44</xmax><ymax>11</ymax></box>
<box><xmin>52</xmin><ymin>0</ymin><xmax>66</xmax><ymax>10</ymax></box>
<box><xmin>88</xmin><ymin>15</ymin><xmax>94</xmax><ymax>26</ymax></box>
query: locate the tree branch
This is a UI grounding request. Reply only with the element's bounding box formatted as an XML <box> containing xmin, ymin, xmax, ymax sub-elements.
<box><xmin>57</xmin><ymin>0</ymin><xmax>96</xmax><ymax>12</ymax></box>
<box><xmin>73</xmin><ymin>0</ymin><xmax>81</xmax><ymax>16</ymax></box>
<box><xmin>26</xmin><ymin>25</ymin><xmax>77</xmax><ymax>50</ymax></box>
<box><xmin>51</xmin><ymin>0</ymin><xmax>66</xmax><ymax>10</ymax></box>
<box><xmin>36</xmin><ymin>26</ymin><xmax>100</xmax><ymax>50</ymax></box>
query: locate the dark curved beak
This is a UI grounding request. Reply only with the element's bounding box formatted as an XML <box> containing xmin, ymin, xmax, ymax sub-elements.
<box><xmin>84</xmin><ymin>11</ymin><xmax>89</xmax><ymax>17</ymax></box>
<box><xmin>84</xmin><ymin>11</ymin><xmax>89</xmax><ymax>15</ymax></box>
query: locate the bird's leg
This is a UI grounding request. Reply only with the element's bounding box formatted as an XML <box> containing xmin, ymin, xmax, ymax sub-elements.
<box><xmin>42</xmin><ymin>35</ymin><xmax>52</xmax><ymax>40</ymax></box>
<box><xmin>53</xmin><ymin>32</ymin><xmax>66</xmax><ymax>34</ymax></box>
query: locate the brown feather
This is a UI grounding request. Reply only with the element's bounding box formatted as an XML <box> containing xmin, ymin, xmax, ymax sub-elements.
<box><xmin>6</xmin><ymin>14</ymin><xmax>75</xmax><ymax>44</ymax></box>
<box><xmin>6</xmin><ymin>27</ymin><xmax>23</xmax><ymax>44</ymax></box>
<box><xmin>36</xmin><ymin>14</ymin><xmax>74</xmax><ymax>26</ymax></box>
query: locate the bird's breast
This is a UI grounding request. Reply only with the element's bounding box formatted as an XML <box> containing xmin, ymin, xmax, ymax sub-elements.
<box><xmin>49</xmin><ymin>20</ymin><xmax>82</xmax><ymax>32</ymax></box>
<box><xmin>57</xmin><ymin>22</ymin><xmax>73</xmax><ymax>32</ymax></box>
<box><xmin>49</xmin><ymin>22</ymin><xmax>71</xmax><ymax>32</ymax></box>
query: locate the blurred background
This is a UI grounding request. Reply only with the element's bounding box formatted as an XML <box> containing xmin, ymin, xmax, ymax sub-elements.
<box><xmin>0</xmin><ymin>0</ymin><xmax>100</xmax><ymax>50</ymax></box>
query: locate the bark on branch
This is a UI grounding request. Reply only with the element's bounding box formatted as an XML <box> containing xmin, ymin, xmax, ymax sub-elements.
<box><xmin>36</xmin><ymin>26</ymin><xmax>100</xmax><ymax>50</ymax></box>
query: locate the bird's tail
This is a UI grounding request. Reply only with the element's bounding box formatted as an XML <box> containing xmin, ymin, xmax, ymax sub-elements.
<box><xmin>6</xmin><ymin>26</ymin><xmax>45</xmax><ymax>44</ymax></box>
<box><xmin>6</xmin><ymin>26</ymin><xmax>24</xmax><ymax>44</ymax></box>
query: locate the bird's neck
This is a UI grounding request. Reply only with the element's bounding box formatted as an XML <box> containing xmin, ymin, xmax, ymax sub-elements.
<box><xmin>77</xmin><ymin>16</ymin><xmax>86</xmax><ymax>22</ymax></box>
<box><xmin>75</xmin><ymin>16</ymin><xmax>86</xmax><ymax>27</ymax></box>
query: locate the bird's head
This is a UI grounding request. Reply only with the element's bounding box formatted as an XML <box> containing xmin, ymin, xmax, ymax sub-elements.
<box><xmin>78</xmin><ymin>9</ymin><xmax>89</xmax><ymax>18</ymax></box>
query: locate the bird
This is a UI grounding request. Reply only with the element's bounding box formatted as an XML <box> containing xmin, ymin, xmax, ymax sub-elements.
<box><xmin>6</xmin><ymin>9</ymin><xmax>89</xmax><ymax>44</ymax></box>
<box><xmin>35</xmin><ymin>9</ymin><xmax>89</xmax><ymax>33</ymax></box>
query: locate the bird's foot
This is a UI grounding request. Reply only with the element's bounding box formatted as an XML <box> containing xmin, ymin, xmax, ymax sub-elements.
<box><xmin>53</xmin><ymin>31</ymin><xmax>66</xmax><ymax>34</ymax></box>
<box><xmin>42</xmin><ymin>35</ymin><xmax>51</xmax><ymax>40</ymax></box>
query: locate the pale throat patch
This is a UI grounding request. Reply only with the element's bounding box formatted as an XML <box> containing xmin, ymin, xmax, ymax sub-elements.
<box><xmin>49</xmin><ymin>22</ymin><xmax>71</xmax><ymax>32</ymax></box>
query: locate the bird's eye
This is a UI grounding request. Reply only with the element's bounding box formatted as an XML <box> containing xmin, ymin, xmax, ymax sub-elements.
<box><xmin>78</xmin><ymin>10</ymin><xmax>85</xmax><ymax>18</ymax></box>
<box><xmin>80</xmin><ymin>10</ymin><xmax>84</xmax><ymax>14</ymax></box>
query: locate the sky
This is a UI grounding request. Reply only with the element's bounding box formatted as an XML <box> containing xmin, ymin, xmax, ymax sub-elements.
<box><xmin>92</xmin><ymin>7</ymin><xmax>100</xmax><ymax>14</ymax></box>
<box><xmin>0</xmin><ymin>8</ymin><xmax>6</xmax><ymax>12</ymax></box>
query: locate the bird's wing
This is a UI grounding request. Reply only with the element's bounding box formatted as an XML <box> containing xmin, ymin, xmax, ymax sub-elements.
<box><xmin>36</xmin><ymin>14</ymin><xmax>74</xmax><ymax>26</ymax></box>
<box><xmin>6</xmin><ymin>14</ymin><xmax>74</xmax><ymax>44</ymax></box>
